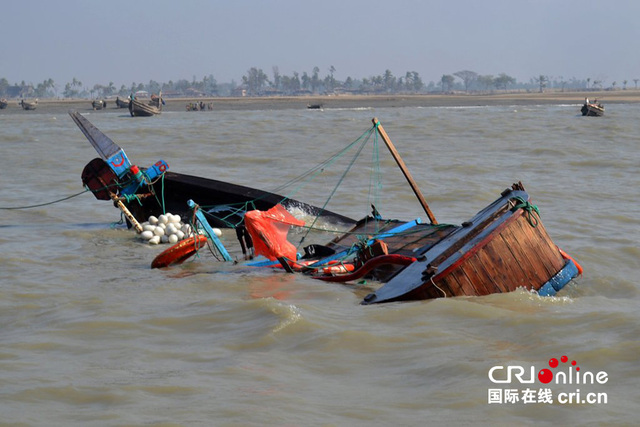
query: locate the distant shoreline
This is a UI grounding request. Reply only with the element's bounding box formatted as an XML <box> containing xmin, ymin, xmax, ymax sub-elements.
<box><xmin>4</xmin><ymin>90</ymin><xmax>639</xmax><ymax>112</ymax></box>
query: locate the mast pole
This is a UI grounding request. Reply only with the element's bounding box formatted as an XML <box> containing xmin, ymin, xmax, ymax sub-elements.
<box><xmin>372</xmin><ymin>117</ymin><xmax>438</xmax><ymax>224</ymax></box>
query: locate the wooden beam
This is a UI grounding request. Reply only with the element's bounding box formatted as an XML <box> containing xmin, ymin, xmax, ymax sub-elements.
<box><xmin>372</xmin><ymin>118</ymin><xmax>438</xmax><ymax>224</ymax></box>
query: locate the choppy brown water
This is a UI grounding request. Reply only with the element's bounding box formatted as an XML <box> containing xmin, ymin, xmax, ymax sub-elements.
<box><xmin>1</xmin><ymin>102</ymin><xmax>638</xmax><ymax>426</ymax></box>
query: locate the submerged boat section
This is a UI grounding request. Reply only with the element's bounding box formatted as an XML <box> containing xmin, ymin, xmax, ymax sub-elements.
<box><xmin>70</xmin><ymin>111</ymin><xmax>582</xmax><ymax>304</ymax></box>
<box><xmin>361</xmin><ymin>183</ymin><xmax>577</xmax><ymax>304</ymax></box>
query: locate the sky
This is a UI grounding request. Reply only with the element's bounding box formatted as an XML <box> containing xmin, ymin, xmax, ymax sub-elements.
<box><xmin>2</xmin><ymin>0</ymin><xmax>640</xmax><ymax>90</ymax></box>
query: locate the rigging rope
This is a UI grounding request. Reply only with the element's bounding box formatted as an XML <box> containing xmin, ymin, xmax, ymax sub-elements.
<box><xmin>296</xmin><ymin>126</ymin><xmax>375</xmax><ymax>249</ymax></box>
<box><xmin>0</xmin><ymin>189</ymin><xmax>91</xmax><ymax>210</ymax></box>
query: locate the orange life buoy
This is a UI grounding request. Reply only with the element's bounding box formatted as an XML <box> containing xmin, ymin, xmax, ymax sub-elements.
<box><xmin>314</xmin><ymin>254</ymin><xmax>417</xmax><ymax>282</ymax></box>
<box><xmin>151</xmin><ymin>235</ymin><xmax>208</xmax><ymax>269</ymax></box>
<box><xmin>558</xmin><ymin>248</ymin><xmax>583</xmax><ymax>276</ymax></box>
<box><xmin>321</xmin><ymin>262</ymin><xmax>356</xmax><ymax>275</ymax></box>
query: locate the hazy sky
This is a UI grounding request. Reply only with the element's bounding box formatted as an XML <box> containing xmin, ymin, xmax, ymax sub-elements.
<box><xmin>3</xmin><ymin>0</ymin><xmax>639</xmax><ymax>89</ymax></box>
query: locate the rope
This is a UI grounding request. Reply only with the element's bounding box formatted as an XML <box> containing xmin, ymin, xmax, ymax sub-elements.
<box><xmin>511</xmin><ymin>196</ymin><xmax>540</xmax><ymax>227</ymax></box>
<box><xmin>0</xmin><ymin>189</ymin><xmax>91</xmax><ymax>210</ymax></box>
<box><xmin>191</xmin><ymin>124</ymin><xmax>380</xmax><ymax>245</ymax></box>
<box><xmin>297</xmin><ymin>131</ymin><xmax>373</xmax><ymax>249</ymax></box>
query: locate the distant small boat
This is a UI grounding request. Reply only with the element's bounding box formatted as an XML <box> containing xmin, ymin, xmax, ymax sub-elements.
<box><xmin>115</xmin><ymin>97</ymin><xmax>130</xmax><ymax>108</ymax></box>
<box><xmin>92</xmin><ymin>99</ymin><xmax>107</xmax><ymax>110</ymax></box>
<box><xmin>0</xmin><ymin>98</ymin><xmax>8</xmax><ymax>109</ymax></box>
<box><xmin>307</xmin><ymin>103</ymin><xmax>323</xmax><ymax>110</ymax></box>
<box><xmin>20</xmin><ymin>99</ymin><xmax>38</xmax><ymax>110</ymax></box>
<box><xmin>129</xmin><ymin>93</ymin><xmax>163</xmax><ymax>117</ymax></box>
<box><xmin>581</xmin><ymin>101</ymin><xmax>604</xmax><ymax>116</ymax></box>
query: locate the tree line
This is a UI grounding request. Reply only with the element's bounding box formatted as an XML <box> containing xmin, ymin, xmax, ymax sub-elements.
<box><xmin>1</xmin><ymin>67</ymin><xmax>637</xmax><ymax>99</ymax></box>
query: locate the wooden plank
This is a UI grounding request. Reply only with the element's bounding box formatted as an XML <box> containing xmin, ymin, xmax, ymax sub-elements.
<box><xmin>511</xmin><ymin>215</ymin><xmax>564</xmax><ymax>279</ymax></box>
<box><xmin>530</xmin><ymin>221</ymin><xmax>565</xmax><ymax>271</ymax></box>
<box><xmin>443</xmin><ymin>269</ymin><xmax>470</xmax><ymax>296</ymax></box>
<box><xmin>500</xmin><ymin>220</ymin><xmax>550</xmax><ymax>287</ymax></box>
<box><xmin>480</xmin><ymin>234</ymin><xmax>528</xmax><ymax>293</ymax></box>
<box><xmin>455</xmin><ymin>256</ymin><xmax>495</xmax><ymax>296</ymax></box>
<box><xmin>439</xmin><ymin>271</ymin><xmax>467</xmax><ymax>296</ymax></box>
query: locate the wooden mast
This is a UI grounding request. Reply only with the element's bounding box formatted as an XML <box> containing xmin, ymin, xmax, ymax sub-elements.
<box><xmin>372</xmin><ymin>117</ymin><xmax>438</xmax><ymax>225</ymax></box>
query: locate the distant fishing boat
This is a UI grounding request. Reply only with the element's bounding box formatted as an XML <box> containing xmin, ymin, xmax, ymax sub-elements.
<box><xmin>92</xmin><ymin>99</ymin><xmax>107</xmax><ymax>110</ymax></box>
<box><xmin>581</xmin><ymin>99</ymin><xmax>604</xmax><ymax>116</ymax></box>
<box><xmin>115</xmin><ymin>96</ymin><xmax>130</xmax><ymax>108</ymax></box>
<box><xmin>129</xmin><ymin>92</ymin><xmax>163</xmax><ymax>117</ymax></box>
<box><xmin>0</xmin><ymin>98</ymin><xmax>8</xmax><ymax>109</ymax></box>
<box><xmin>20</xmin><ymin>99</ymin><xmax>38</xmax><ymax>110</ymax></box>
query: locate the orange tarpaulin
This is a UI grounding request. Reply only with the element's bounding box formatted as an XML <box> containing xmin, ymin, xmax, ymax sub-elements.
<box><xmin>244</xmin><ymin>204</ymin><xmax>305</xmax><ymax>261</ymax></box>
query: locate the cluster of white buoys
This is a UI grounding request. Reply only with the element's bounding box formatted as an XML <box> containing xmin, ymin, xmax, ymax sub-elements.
<box><xmin>138</xmin><ymin>213</ymin><xmax>197</xmax><ymax>245</ymax></box>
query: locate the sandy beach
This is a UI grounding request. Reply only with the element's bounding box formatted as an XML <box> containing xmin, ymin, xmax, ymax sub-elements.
<box><xmin>4</xmin><ymin>89</ymin><xmax>639</xmax><ymax>113</ymax></box>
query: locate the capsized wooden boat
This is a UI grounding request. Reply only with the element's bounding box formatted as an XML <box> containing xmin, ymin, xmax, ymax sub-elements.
<box><xmin>69</xmin><ymin>111</ymin><xmax>355</xmax><ymax>230</ymax></box>
<box><xmin>129</xmin><ymin>93</ymin><xmax>162</xmax><ymax>116</ymax></box>
<box><xmin>20</xmin><ymin>99</ymin><xmax>38</xmax><ymax>110</ymax></box>
<box><xmin>581</xmin><ymin>102</ymin><xmax>604</xmax><ymax>116</ymax></box>
<box><xmin>243</xmin><ymin>118</ymin><xmax>581</xmax><ymax>303</ymax></box>
<box><xmin>359</xmin><ymin>183</ymin><xmax>580</xmax><ymax>304</ymax></box>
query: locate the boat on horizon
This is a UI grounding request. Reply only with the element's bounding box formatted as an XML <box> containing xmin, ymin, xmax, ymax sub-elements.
<box><xmin>581</xmin><ymin>99</ymin><xmax>604</xmax><ymax>116</ymax></box>
<box><xmin>115</xmin><ymin>96</ymin><xmax>130</xmax><ymax>108</ymax></box>
<box><xmin>92</xmin><ymin>99</ymin><xmax>107</xmax><ymax>110</ymax></box>
<box><xmin>129</xmin><ymin>92</ymin><xmax>163</xmax><ymax>116</ymax></box>
<box><xmin>20</xmin><ymin>99</ymin><xmax>38</xmax><ymax>110</ymax></box>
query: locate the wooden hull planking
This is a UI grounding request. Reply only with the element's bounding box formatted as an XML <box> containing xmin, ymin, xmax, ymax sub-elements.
<box><xmin>361</xmin><ymin>187</ymin><xmax>576</xmax><ymax>303</ymax></box>
<box><xmin>581</xmin><ymin>103</ymin><xmax>604</xmax><ymax>116</ymax></box>
<box><xmin>129</xmin><ymin>99</ymin><xmax>161</xmax><ymax>116</ymax></box>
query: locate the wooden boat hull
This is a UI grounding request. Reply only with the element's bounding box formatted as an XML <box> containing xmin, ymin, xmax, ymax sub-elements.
<box><xmin>20</xmin><ymin>100</ymin><xmax>37</xmax><ymax>110</ymax></box>
<box><xmin>129</xmin><ymin>99</ymin><xmax>161</xmax><ymax>116</ymax></box>
<box><xmin>581</xmin><ymin>103</ymin><xmax>604</xmax><ymax>116</ymax></box>
<box><xmin>70</xmin><ymin>111</ymin><xmax>353</xmax><ymax>230</ymax></box>
<box><xmin>123</xmin><ymin>169</ymin><xmax>355</xmax><ymax>229</ymax></box>
<box><xmin>115</xmin><ymin>98</ymin><xmax>129</xmax><ymax>108</ymax></box>
<box><xmin>361</xmin><ymin>186</ymin><xmax>578</xmax><ymax>304</ymax></box>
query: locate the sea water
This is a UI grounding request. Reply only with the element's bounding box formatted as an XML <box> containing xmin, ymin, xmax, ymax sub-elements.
<box><xmin>0</xmin><ymin>102</ymin><xmax>638</xmax><ymax>426</ymax></box>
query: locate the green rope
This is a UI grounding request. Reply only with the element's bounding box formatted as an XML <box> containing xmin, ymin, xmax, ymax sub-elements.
<box><xmin>270</xmin><ymin>126</ymin><xmax>377</xmax><ymax>198</ymax></box>
<box><xmin>297</xmin><ymin>127</ymin><xmax>375</xmax><ymax>248</ymax></box>
<box><xmin>511</xmin><ymin>196</ymin><xmax>540</xmax><ymax>227</ymax></box>
<box><xmin>122</xmin><ymin>194</ymin><xmax>144</xmax><ymax>205</ymax></box>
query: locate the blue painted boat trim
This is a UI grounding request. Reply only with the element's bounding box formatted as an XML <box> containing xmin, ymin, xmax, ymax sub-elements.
<box><xmin>188</xmin><ymin>199</ymin><xmax>233</xmax><ymax>262</ymax></box>
<box><xmin>537</xmin><ymin>259</ymin><xmax>579</xmax><ymax>297</ymax></box>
